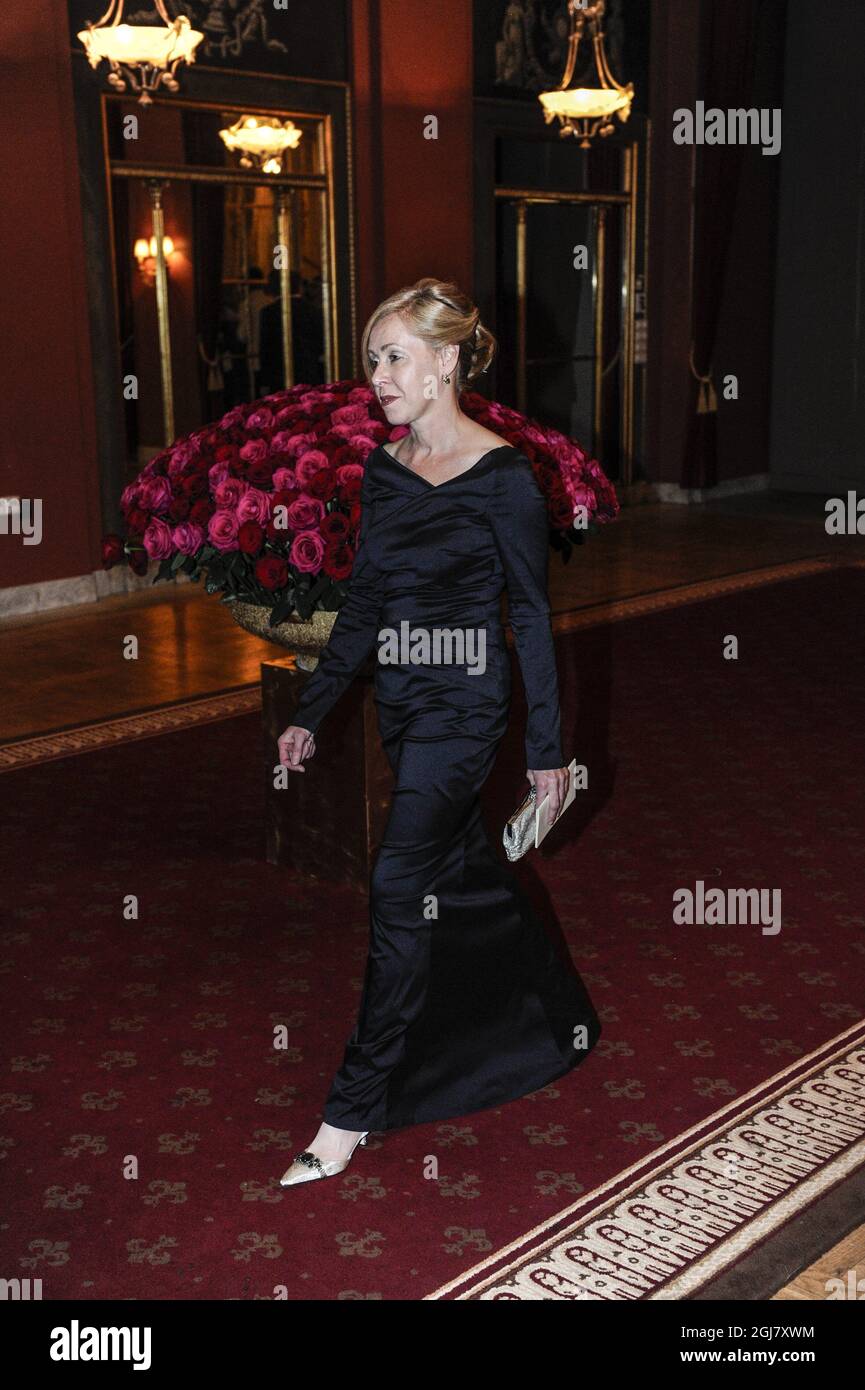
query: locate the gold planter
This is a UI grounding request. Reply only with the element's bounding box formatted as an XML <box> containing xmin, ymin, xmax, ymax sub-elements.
<box><xmin>231</xmin><ymin>601</ymin><xmax>336</xmax><ymax>666</ymax></box>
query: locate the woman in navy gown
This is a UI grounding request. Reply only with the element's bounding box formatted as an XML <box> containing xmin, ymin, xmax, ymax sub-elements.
<box><xmin>277</xmin><ymin>278</ymin><xmax>601</xmax><ymax>1185</ymax></box>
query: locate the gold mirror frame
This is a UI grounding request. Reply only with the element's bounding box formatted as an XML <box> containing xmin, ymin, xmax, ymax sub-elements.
<box><xmin>102</xmin><ymin>93</ymin><xmax>340</xmax><ymax>447</ymax></box>
<box><xmin>495</xmin><ymin>140</ymin><xmax>640</xmax><ymax>485</ymax></box>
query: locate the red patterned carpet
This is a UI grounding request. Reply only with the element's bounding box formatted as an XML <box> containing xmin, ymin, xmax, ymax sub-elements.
<box><xmin>1</xmin><ymin>564</ymin><xmax>864</xmax><ymax>1301</ymax></box>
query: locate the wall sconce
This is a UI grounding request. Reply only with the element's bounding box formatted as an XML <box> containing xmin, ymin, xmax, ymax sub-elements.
<box><xmin>134</xmin><ymin>234</ymin><xmax>175</xmax><ymax>281</ymax></box>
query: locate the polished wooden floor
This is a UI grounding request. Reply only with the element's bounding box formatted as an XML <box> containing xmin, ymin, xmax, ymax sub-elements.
<box><xmin>2</xmin><ymin>491</ymin><xmax>862</xmax><ymax>741</ymax></box>
<box><xmin>2</xmin><ymin>490</ymin><xmax>863</xmax><ymax>1299</ymax></box>
<box><xmin>775</xmin><ymin>1225</ymin><xmax>865</xmax><ymax>1302</ymax></box>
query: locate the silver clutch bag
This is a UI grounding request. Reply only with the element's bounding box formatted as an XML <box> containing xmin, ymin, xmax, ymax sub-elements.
<box><xmin>502</xmin><ymin>758</ymin><xmax>578</xmax><ymax>862</ymax></box>
<box><xmin>502</xmin><ymin>784</ymin><xmax>539</xmax><ymax>862</ymax></box>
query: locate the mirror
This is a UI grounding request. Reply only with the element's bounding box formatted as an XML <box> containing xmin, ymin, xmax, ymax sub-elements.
<box><xmin>104</xmin><ymin>96</ymin><xmax>334</xmax><ymax>464</ymax></box>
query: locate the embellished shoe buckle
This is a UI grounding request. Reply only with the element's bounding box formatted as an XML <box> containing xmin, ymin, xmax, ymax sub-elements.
<box><xmin>293</xmin><ymin>1150</ymin><xmax>325</xmax><ymax>1178</ymax></box>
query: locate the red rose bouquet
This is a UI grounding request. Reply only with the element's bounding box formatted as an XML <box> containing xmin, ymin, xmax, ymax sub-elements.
<box><xmin>102</xmin><ymin>380</ymin><xmax>619</xmax><ymax>627</ymax></box>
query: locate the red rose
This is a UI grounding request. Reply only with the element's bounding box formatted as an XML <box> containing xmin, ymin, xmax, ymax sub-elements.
<box><xmin>254</xmin><ymin>554</ymin><xmax>289</xmax><ymax>591</ymax></box>
<box><xmin>168</xmin><ymin>494</ymin><xmax>191</xmax><ymax>521</ymax></box>
<box><xmin>272</xmin><ymin>487</ymin><xmax>299</xmax><ymax>509</ymax></box>
<box><xmin>246</xmin><ymin>457</ymin><xmax>275</xmax><ymax>487</ymax></box>
<box><xmin>320</xmin><ymin>511</ymin><xmax>350</xmax><ymax>541</ymax></box>
<box><xmin>305</xmin><ymin>466</ymin><xmax>337</xmax><ymax>499</ymax></box>
<box><xmin>323</xmin><ymin>540</ymin><xmax>355</xmax><ymax>581</ymax></box>
<box><xmin>101</xmin><ymin>534</ymin><xmax>124</xmax><ymax>568</ymax></box>
<box><xmin>338</xmin><ymin>475</ymin><xmax>363</xmax><ymax>504</ymax></box>
<box><xmin>128</xmin><ymin>548</ymin><xmax>149</xmax><ymax>576</ymax></box>
<box><xmin>126</xmin><ymin>506</ymin><xmax>150</xmax><ymax>535</ymax></box>
<box><xmin>180</xmin><ymin>474</ymin><xmax>207</xmax><ymax>499</ymax></box>
<box><xmin>328</xmin><ymin>443</ymin><xmax>357</xmax><ymax>469</ymax></box>
<box><xmin>548</xmin><ymin>492</ymin><xmax>574</xmax><ymax>528</ymax></box>
<box><xmin>189</xmin><ymin>498</ymin><xmax>213</xmax><ymax>527</ymax></box>
<box><xmin>546</xmin><ymin>476</ymin><xmax>569</xmax><ymax>503</ymax></box>
<box><xmin>265</xmin><ymin>517</ymin><xmax>289</xmax><ymax>544</ymax></box>
<box><xmin>238</xmin><ymin>521</ymin><xmax>265</xmax><ymax>555</ymax></box>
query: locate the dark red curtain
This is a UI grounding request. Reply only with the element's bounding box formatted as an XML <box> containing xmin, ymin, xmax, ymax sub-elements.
<box><xmin>682</xmin><ymin>0</ymin><xmax>759</xmax><ymax>489</ymax></box>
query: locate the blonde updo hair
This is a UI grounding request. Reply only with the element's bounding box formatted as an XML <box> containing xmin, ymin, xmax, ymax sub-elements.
<box><xmin>361</xmin><ymin>277</ymin><xmax>497</xmax><ymax>393</ymax></box>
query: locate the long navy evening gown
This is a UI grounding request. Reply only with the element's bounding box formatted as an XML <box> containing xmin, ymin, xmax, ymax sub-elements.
<box><xmin>291</xmin><ymin>442</ymin><xmax>601</xmax><ymax>1131</ymax></box>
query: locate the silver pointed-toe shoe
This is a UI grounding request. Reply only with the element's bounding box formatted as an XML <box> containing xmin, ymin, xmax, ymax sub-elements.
<box><xmin>279</xmin><ymin>1131</ymin><xmax>368</xmax><ymax>1187</ymax></box>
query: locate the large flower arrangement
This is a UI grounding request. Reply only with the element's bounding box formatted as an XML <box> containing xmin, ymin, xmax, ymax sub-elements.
<box><xmin>102</xmin><ymin>379</ymin><xmax>619</xmax><ymax>627</ymax></box>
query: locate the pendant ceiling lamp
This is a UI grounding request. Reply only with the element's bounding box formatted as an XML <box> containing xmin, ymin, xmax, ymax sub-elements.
<box><xmin>77</xmin><ymin>0</ymin><xmax>204</xmax><ymax>105</ymax></box>
<box><xmin>218</xmin><ymin>116</ymin><xmax>303</xmax><ymax>176</ymax></box>
<box><xmin>538</xmin><ymin>0</ymin><xmax>633</xmax><ymax>147</ymax></box>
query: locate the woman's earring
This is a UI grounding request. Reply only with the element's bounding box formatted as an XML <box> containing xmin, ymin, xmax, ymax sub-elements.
<box><xmin>443</xmin><ymin>373</ymin><xmax>451</xmax><ymax>384</ymax></box>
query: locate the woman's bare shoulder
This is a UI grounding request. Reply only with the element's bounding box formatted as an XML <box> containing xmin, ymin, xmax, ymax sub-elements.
<box><xmin>465</xmin><ymin>425</ymin><xmax>512</xmax><ymax>456</ymax></box>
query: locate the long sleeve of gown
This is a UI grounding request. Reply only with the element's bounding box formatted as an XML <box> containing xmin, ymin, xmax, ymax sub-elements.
<box><xmin>487</xmin><ymin>454</ymin><xmax>564</xmax><ymax>770</ymax></box>
<box><xmin>291</xmin><ymin>468</ymin><xmax>383</xmax><ymax>736</ymax></box>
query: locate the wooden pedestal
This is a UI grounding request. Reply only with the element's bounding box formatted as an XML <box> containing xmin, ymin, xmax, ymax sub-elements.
<box><xmin>261</xmin><ymin>655</ymin><xmax>394</xmax><ymax>891</ymax></box>
<box><xmin>260</xmin><ymin>623</ymin><xmax>537</xmax><ymax>890</ymax></box>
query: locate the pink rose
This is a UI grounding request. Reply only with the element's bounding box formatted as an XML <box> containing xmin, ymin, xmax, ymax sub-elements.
<box><xmin>335</xmin><ymin>463</ymin><xmax>365</xmax><ymax>487</ymax></box>
<box><xmin>285</xmin><ymin>495</ymin><xmax>325</xmax><ymax>529</ymax></box>
<box><xmin>120</xmin><ymin>482</ymin><xmax>138</xmax><ymax>512</ymax></box>
<box><xmin>281</xmin><ymin>431</ymin><xmax>318</xmax><ymax>458</ymax></box>
<box><xmin>346</xmin><ymin>432</ymin><xmax>378</xmax><ymax>453</ymax></box>
<box><xmin>208</xmin><ymin>459</ymin><xmax>231</xmax><ymax>490</ymax></box>
<box><xmin>240</xmin><ymin>438</ymin><xmax>269</xmax><ymax>464</ymax></box>
<box><xmin>208</xmin><ymin>509</ymin><xmax>240</xmax><ymax>551</ymax></box>
<box><xmin>236</xmin><ymin>487</ymin><xmax>271</xmax><ymax>526</ymax></box>
<box><xmin>272</xmin><ymin>465</ymin><xmax>298</xmax><ymax>491</ymax></box>
<box><xmin>142</xmin><ymin>517</ymin><xmax>173</xmax><ymax>560</ymax></box>
<box><xmin>331</xmin><ymin>402</ymin><xmax>373</xmax><ymax>431</ymax></box>
<box><xmin>214</xmin><ymin>477</ymin><xmax>249</xmax><ymax>509</ymax></box>
<box><xmin>568</xmin><ymin>483</ymin><xmax>593</xmax><ymax>512</ymax></box>
<box><xmin>290</xmin><ymin>529</ymin><xmax>326</xmax><ymax>573</ymax></box>
<box><xmin>172</xmin><ymin>522</ymin><xmax>205</xmax><ymax>555</ymax></box>
<box><xmin>219</xmin><ymin>406</ymin><xmax>245</xmax><ymax>431</ymax></box>
<box><xmin>137</xmin><ymin>476</ymin><xmax>173</xmax><ymax>513</ymax></box>
<box><xmin>246</xmin><ymin>406</ymin><xmax>274</xmax><ymax>432</ymax></box>
<box><xmin>167</xmin><ymin>441</ymin><xmax>198</xmax><ymax>476</ymax></box>
<box><xmin>294</xmin><ymin>450</ymin><xmax>331</xmax><ymax>487</ymax></box>
<box><xmin>300</xmin><ymin>389</ymin><xmax>337</xmax><ymax>412</ymax></box>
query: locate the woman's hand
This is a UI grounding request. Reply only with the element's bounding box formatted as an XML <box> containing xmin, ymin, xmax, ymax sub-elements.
<box><xmin>278</xmin><ymin>724</ymin><xmax>316</xmax><ymax>772</ymax></box>
<box><xmin>527</xmin><ymin>765</ymin><xmax>570</xmax><ymax>823</ymax></box>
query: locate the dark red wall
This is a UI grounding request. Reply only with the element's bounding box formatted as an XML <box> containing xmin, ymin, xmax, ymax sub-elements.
<box><xmin>351</xmin><ymin>0</ymin><xmax>474</xmax><ymax>350</ymax></box>
<box><xmin>0</xmin><ymin>0</ymin><xmax>102</xmax><ymax>587</ymax></box>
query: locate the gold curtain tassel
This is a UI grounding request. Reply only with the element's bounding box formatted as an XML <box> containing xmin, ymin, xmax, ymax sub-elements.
<box><xmin>697</xmin><ymin>378</ymin><xmax>718</xmax><ymax>414</ymax></box>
